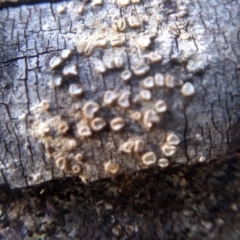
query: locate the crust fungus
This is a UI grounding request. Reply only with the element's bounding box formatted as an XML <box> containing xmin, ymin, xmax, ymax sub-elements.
<box><xmin>142</xmin><ymin>152</ymin><xmax>157</xmax><ymax>165</ymax></box>
<box><xmin>154</xmin><ymin>73</ymin><xmax>165</xmax><ymax>87</ymax></box>
<box><xmin>143</xmin><ymin>109</ymin><xmax>160</xmax><ymax>129</ymax></box>
<box><xmin>49</xmin><ymin>56</ymin><xmax>62</xmax><ymax>69</ymax></box>
<box><xmin>155</xmin><ymin>100</ymin><xmax>167</xmax><ymax>113</ymax></box>
<box><xmin>50</xmin><ymin>76</ymin><xmax>63</xmax><ymax>88</ymax></box>
<box><xmin>58</xmin><ymin>121</ymin><xmax>69</xmax><ymax>135</ymax></box>
<box><xmin>95</xmin><ymin>37</ymin><xmax>108</xmax><ymax>48</ymax></box>
<box><xmin>131</xmin><ymin>111</ymin><xmax>142</xmax><ymax>121</ymax></box>
<box><xmin>83</xmin><ymin>101</ymin><xmax>100</xmax><ymax>119</ymax></box>
<box><xmin>38</xmin><ymin>123</ymin><xmax>50</xmax><ymax>137</ymax></box>
<box><xmin>104</xmin><ymin>162</ymin><xmax>119</xmax><ymax>174</ymax></box>
<box><xmin>110</xmin><ymin>36</ymin><xmax>125</xmax><ymax>47</ymax></box>
<box><xmin>92</xmin><ymin>0</ymin><xmax>103</xmax><ymax>6</ymax></box>
<box><xmin>40</xmin><ymin>100</ymin><xmax>50</xmax><ymax>112</ymax></box>
<box><xmin>77</xmin><ymin>41</ymin><xmax>95</xmax><ymax>56</ymax></box>
<box><xmin>95</xmin><ymin>61</ymin><xmax>106</xmax><ymax>74</ymax></box>
<box><xmin>117</xmin><ymin>92</ymin><xmax>131</xmax><ymax>108</ymax></box>
<box><xmin>63</xmin><ymin>64</ymin><xmax>78</xmax><ymax>76</ymax></box>
<box><xmin>127</xmin><ymin>16</ymin><xmax>141</xmax><ymax>28</ymax></box>
<box><xmin>114</xmin><ymin>18</ymin><xmax>127</xmax><ymax>32</ymax></box>
<box><xmin>140</xmin><ymin>90</ymin><xmax>152</xmax><ymax>101</ymax></box>
<box><xmin>165</xmin><ymin>74</ymin><xmax>175</xmax><ymax>88</ymax></box>
<box><xmin>114</xmin><ymin>57</ymin><xmax>124</xmax><ymax>68</ymax></box>
<box><xmin>142</xmin><ymin>76</ymin><xmax>155</xmax><ymax>89</ymax></box>
<box><xmin>56</xmin><ymin>157</ymin><xmax>67</xmax><ymax>170</ymax></box>
<box><xmin>166</xmin><ymin>132</ymin><xmax>180</xmax><ymax>145</ymax></box>
<box><xmin>133</xmin><ymin>139</ymin><xmax>145</xmax><ymax>153</ymax></box>
<box><xmin>67</xmin><ymin>139</ymin><xmax>77</xmax><ymax>150</ymax></box>
<box><xmin>103</xmin><ymin>90</ymin><xmax>119</xmax><ymax>106</ymax></box>
<box><xmin>120</xmin><ymin>70</ymin><xmax>132</xmax><ymax>82</ymax></box>
<box><xmin>161</xmin><ymin>143</ymin><xmax>177</xmax><ymax>156</ymax></box>
<box><xmin>131</xmin><ymin>0</ymin><xmax>140</xmax><ymax>3</ymax></box>
<box><xmin>137</xmin><ymin>35</ymin><xmax>151</xmax><ymax>49</ymax></box>
<box><xmin>72</xmin><ymin>165</ymin><xmax>81</xmax><ymax>174</ymax></box>
<box><xmin>181</xmin><ymin>82</ymin><xmax>195</xmax><ymax>96</ymax></box>
<box><xmin>57</xmin><ymin>5</ymin><xmax>65</xmax><ymax>14</ymax></box>
<box><xmin>158</xmin><ymin>158</ymin><xmax>169</xmax><ymax>168</ymax></box>
<box><xmin>110</xmin><ymin>117</ymin><xmax>125</xmax><ymax>131</ymax></box>
<box><xmin>77</xmin><ymin>5</ymin><xmax>84</xmax><ymax>14</ymax></box>
<box><xmin>147</xmin><ymin>52</ymin><xmax>162</xmax><ymax>63</ymax></box>
<box><xmin>69</xmin><ymin>84</ymin><xmax>83</xmax><ymax>98</ymax></box>
<box><xmin>61</xmin><ymin>49</ymin><xmax>72</xmax><ymax>59</ymax></box>
<box><xmin>119</xmin><ymin>140</ymin><xmax>135</xmax><ymax>153</ymax></box>
<box><xmin>117</xmin><ymin>0</ymin><xmax>130</xmax><ymax>7</ymax></box>
<box><xmin>77</xmin><ymin>125</ymin><xmax>92</xmax><ymax>137</ymax></box>
<box><xmin>75</xmin><ymin>153</ymin><xmax>83</xmax><ymax>162</ymax></box>
<box><xmin>132</xmin><ymin>63</ymin><xmax>150</xmax><ymax>76</ymax></box>
<box><xmin>90</xmin><ymin>117</ymin><xmax>107</xmax><ymax>131</ymax></box>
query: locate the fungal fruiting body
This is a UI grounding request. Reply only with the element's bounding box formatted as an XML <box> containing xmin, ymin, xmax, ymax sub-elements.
<box><xmin>133</xmin><ymin>63</ymin><xmax>150</xmax><ymax>76</ymax></box>
<box><xmin>103</xmin><ymin>90</ymin><xmax>119</xmax><ymax>106</ymax></box>
<box><xmin>104</xmin><ymin>162</ymin><xmax>119</xmax><ymax>174</ymax></box>
<box><xmin>158</xmin><ymin>158</ymin><xmax>169</xmax><ymax>168</ymax></box>
<box><xmin>49</xmin><ymin>56</ymin><xmax>62</xmax><ymax>69</ymax></box>
<box><xmin>181</xmin><ymin>82</ymin><xmax>195</xmax><ymax>96</ymax></box>
<box><xmin>142</xmin><ymin>152</ymin><xmax>157</xmax><ymax>165</ymax></box>
<box><xmin>110</xmin><ymin>117</ymin><xmax>125</xmax><ymax>131</ymax></box>
<box><xmin>29</xmin><ymin>0</ymin><xmax>201</xmax><ymax>184</ymax></box>
<box><xmin>121</xmin><ymin>70</ymin><xmax>132</xmax><ymax>82</ymax></box>
<box><xmin>83</xmin><ymin>101</ymin><xmax>100</xmax><ymax>119</ymax></box>
<box><xmin>69</xmin><ymin>84</ymin><xmax>83</xmax><ymax>97</ymax></box>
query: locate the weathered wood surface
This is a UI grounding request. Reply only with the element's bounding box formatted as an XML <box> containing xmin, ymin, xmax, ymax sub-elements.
<box><xmin>0</xmin><ymin>0</ymin><xmax>240</xmax><ymax>189</ymax></box>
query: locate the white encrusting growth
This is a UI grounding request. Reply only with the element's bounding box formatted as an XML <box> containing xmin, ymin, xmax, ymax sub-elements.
<box><xmin>181</xmin><ymin>82</ymin><xmax>195</xmax><ymax>96</ymax></box>
<box><xmin>103</xmin><ymin>90</ymin><xmax>119</xmax><ymax>106</ymax></box>
<box><xmin>72</xmin><ymin>165</ymin><xmax>81</xmax><ymax>174</ymax></box>
<box><xmin>90</xmin><ymin>117</ymin><xmax>106</xmax><ymax>131</ymax></box>
<box><xmin>165</xmin><ymin>74</ymin><xmax>175</xmax><ymax>88</ymax></box>
<box><xmin>127</xmin><ymin>16</ymin><xmax>141</xmax><ymax>28</ymax></box>
<box><xmin>61</xmin><ymin>49</ymin><xmax>72</xmax><ymax>59</ymax></box>
<box><xmin>63</xmin><ymin>64</ymin><xmax>78</xmax><ymax>76</ymax></box>
<box><xmin>83</xmin><ymin>101</ymin><xmax>100</xmax><ymax>119</ymax></box>
<box><xmin>154</xmin><ymin>73</ymin><xmax>165</xmax><ymax>87</ymax></box>
<box><xmin>110</xmin><ymin>117</ymin><xmax>125</xmax><ymax>131</ymax></box>
<box><xmin>161</xmin><ymin>143</ymin><xmax>177</xmax><ymax>156</ymax></box>
<box><xmin>121</xmin><ymin>70</ymin><xmax>132</xmax><ymax>82</ymax></box>
<box><xmin>110</xmin><ymin>36</ymin><xmax>125</xmax><ymax>47</ymax></box>
<box><xmin>166</xmin><ymin>133</ymin><xmax>180</xmax><ymax>145</ymax></box>
<box><xmin>95</xmin><ymin>61</ymin><xmax>106</xmax><ymax>74</ymax></box>
<box><xmin>69</xmin><ymin>84</ymin><xmax>83</xmax><ymax>97</ymax></box>
<box><xmin>137</xmin><ymin>35</ymin><xmax>151</xmax><ymax>49</ymax></box>
<box><xmin>142</xmin><ymin>76</ymin><xmax>155</xmax><ymax>89</ymax></box>
<box><xmin>50</xmin><ymin>76</ymin><xmax>63</xmax><ymax>88</ymax></box>
<box><xmin>140</xmin><ymin>90</ymin><xmax>152</xmax><ymax>101</ymax></box>
<box><xmin>77</xmin><ymin>125</ymin><xmax>92</xmax><ymax>137</ymax></box>
<box><xmin>147</xmin><ymin>52</ymin><xmax>162</xmax><ymax>63</ymax></box>
<box><xmin>143</xmin><ymin>110</ymin><xmax>160</xmax><ymax>129</ymax></box>
<box><xmin>38</xmin><ymin>123</ymin><xmax>50</xmax><ymax>137</ymax></box>
<box><xmin>142</xmin><ymin>152</ymin><xmax>157</xmax><ymax>165</ymax></box>
<box><xmin>155</xmin><ymin>100</ymin><xmax>167</xmax><ymax>113</ymax></box>
<box><xmin>133</xmin><ymin>63</ymin><xmax>150</xmax><ymax>76</ymax></box>
<box><xmin>117</xmin><ymin>91</ymin><xmax>130</xmax><ymax>108</ymax></box>
<box><xmin>104</xmin><ymin>162</ymin><xmax>119</xmax><ymax>174</ymax></box>
<box><xmin>158</xmin><ymin>158</ymin><xmax>169</xmax><ymax>168</ymax></box>
<box><xmin>56</xmin><ymin>157</ymin><xmax>67</xmax><ymax>170</ymax></box>
<box><xmin>49</xmin><ymin>56</ymin><xmax>62</xmax><ymax>69</ymax></box>
<box><xmin>77</xmin><ymin>41</ymin><xmax>95</xmax><ymax>56</ymax></box>
<box><xmin>92</xmin><ymin>0</ymin><xmax>103</xmax><ymax>6</ymax></box>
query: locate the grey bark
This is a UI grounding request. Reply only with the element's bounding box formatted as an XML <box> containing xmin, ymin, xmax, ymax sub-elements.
<box><xmin>0</xmin><ymin>0</ymin><xmax>240</xmax><ymax>190</ymax></box>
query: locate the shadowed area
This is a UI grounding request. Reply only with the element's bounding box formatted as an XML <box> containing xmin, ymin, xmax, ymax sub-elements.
<box><xmin>0</xmin><ymin>156</ymin><xmax>239</xmax><ymax>239</ymax></box>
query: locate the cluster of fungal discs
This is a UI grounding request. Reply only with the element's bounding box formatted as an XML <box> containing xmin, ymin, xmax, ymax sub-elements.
<box><xmin>27</xmin><ymin>0</ymin><xmax>200</xmax><ymax>182</ymax></box>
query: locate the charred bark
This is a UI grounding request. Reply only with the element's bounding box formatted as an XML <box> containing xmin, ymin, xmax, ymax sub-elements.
<box><xmin>0</xmin><ymin>0</ymin><xmax>239</xmax><ymax>189</ymax></box>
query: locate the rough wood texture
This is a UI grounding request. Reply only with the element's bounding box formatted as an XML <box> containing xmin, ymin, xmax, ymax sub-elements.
<box><xmin>0</xmin><ymin>0</ymin><xmax>240</xmax><ymax>189</ymax></box>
